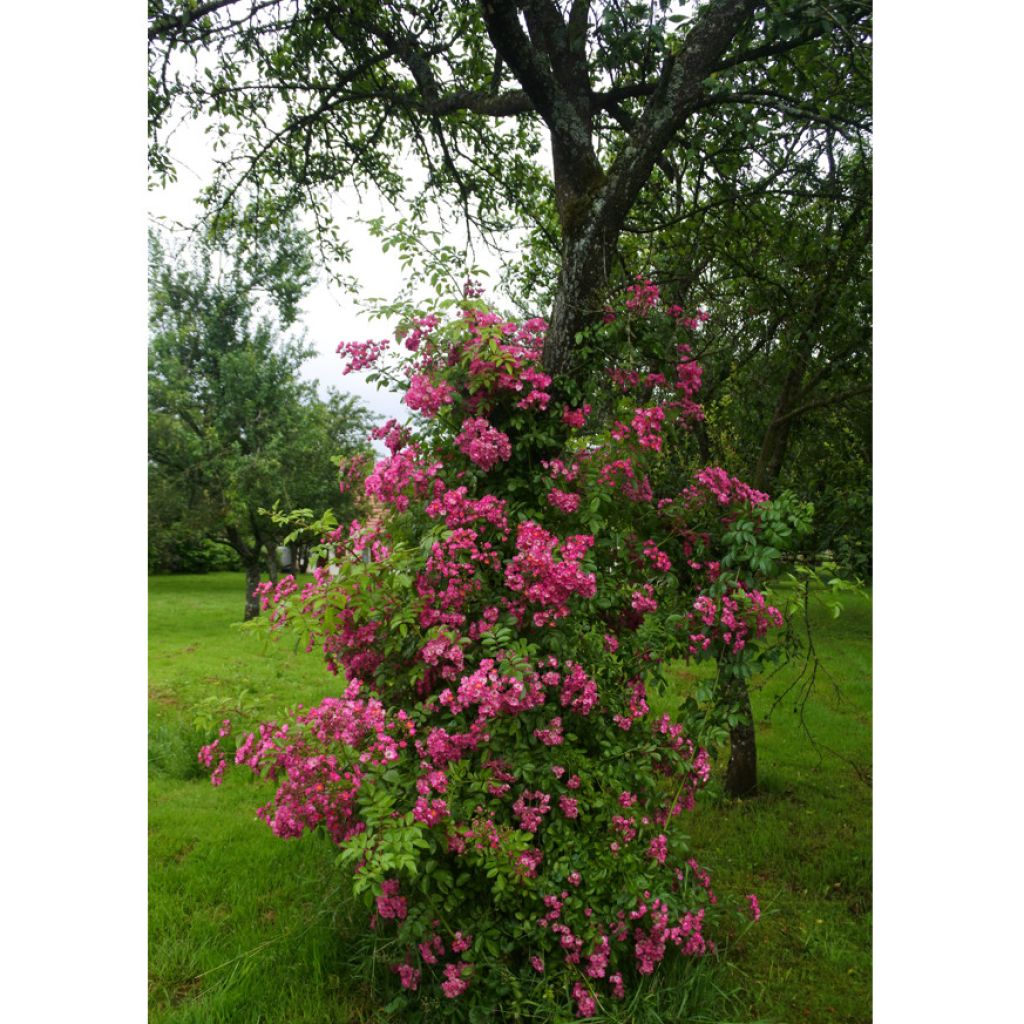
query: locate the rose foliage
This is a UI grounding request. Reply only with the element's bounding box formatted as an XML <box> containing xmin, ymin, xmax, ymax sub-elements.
<box><xmin>202</xmin><ymin>280</ymin><xmax>785</xmax><ymax>1019</ymax></box>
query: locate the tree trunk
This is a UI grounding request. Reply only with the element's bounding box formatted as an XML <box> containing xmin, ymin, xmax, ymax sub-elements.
<box><xmin>752</xmin><ymin>357</ymin><xmax>804</xmax><ymax>492</ymax></box>
<box><xmin>694</xmin><ymin>418</ymin><xmax>712</xmax><ymax>465</ymax></box>
<box><xmin>725</xmin><ymin>678</ymin><xmax>758</xmax><ymax>797</ymax></box>
<box><xmin>478</xmin><ymin>0</ymin><xmax>758</xmax><ymax>380</ymax></box>
<box><xmin>264</xmin><ymin>544</ymin><xmax>280</xmax><ymax>584</ymax></box>
<box><xmin>244</xmin><ymin>561</ymin><xmax>262</xmax><ymax>621</ymax></box>
<box><xmin>543</xmin><ymin>223</ymin><xmax>612</xmax><ymax>379</ymax></box>
<box><xmin>224</xmin><ymin>527</ymin><xmax>263</xmax><ymax>622</ymax></box>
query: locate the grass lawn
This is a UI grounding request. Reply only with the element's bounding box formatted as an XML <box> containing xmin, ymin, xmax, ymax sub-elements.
<box><xmin>149</xmin><ymin>572</ymin><xmax>871</xmax><ymax>1023</ymax></box>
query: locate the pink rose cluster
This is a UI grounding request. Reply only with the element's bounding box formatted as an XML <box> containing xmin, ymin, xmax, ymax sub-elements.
<box><xmin>455</xmin><ymin>417</ymin><xmax>512</xmax><ymax>471</ymax></box>
<box><xmin>504</xmin><ymin>522</ymin><xmax>596</xmax><ymax>626</ymax></box>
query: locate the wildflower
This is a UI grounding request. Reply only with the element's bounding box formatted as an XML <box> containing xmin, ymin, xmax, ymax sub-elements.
<box><xmin>747</xmin><ymin>893</ymin><xmax>761</xmax><ymax>921</ymax></box>
<box><xmin>396</xmin><ymin>964</ymin><xmax>420</xmax><ymax>990</ymax></box>
<box><xmin>572</xmin><ymin>981</ymin><xmax>597</xmax><ymax>1017</ymax></box>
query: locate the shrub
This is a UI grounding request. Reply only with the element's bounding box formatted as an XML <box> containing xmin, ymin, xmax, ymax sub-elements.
<box><xmin>203</xmin><ymin>281</ymin><xmax>783</xmax><ymax>1019</ymax></box>
<box><xmin>148</xmin><ymin>533</ymin><xmax>243</xmax><ymax>575</ymax></box>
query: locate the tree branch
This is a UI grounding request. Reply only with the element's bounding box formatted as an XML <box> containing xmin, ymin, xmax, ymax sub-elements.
<box><xmin>695</xmin><ymin>89</ymin><xmax>870</xmax><ymax>137</ymax></box>
<box><xmin>600</xmin><ymin>0</ymin><xmax>761</xmax><ymax>242</ymax></box>
<box><xmin>479</xmin><ymin>0</ymin><xmax>601</xmax><ymax>188</ymax></box>
<box><xmin>424</xmin><ymin>89</ymin><xmax>534</xmax><ymax>117</ymax></box>
<box><xmin>771</xmin><ymin>383</ymin><xmax>871</xmax><ymax>427</ymax></box>
<box><xmin>149</xmin><ymin>0</ymin><xmax>242</xmax><ymax>42</ymax></box>
<box><xmin>712</xmin><ymin>25</ymin><xmax>825</xmax><ymax>72</ymax></box>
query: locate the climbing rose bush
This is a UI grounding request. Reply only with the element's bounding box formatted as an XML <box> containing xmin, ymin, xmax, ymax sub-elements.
<box><xmin>205</xmin><ymin>279</ymin><xmax>780</xmax><ymax>1019</ymax></box>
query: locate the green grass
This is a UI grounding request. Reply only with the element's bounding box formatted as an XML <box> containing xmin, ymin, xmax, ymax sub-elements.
<box><xmin>148</xmin><ymin>573</ymin><xmax>335</xmax><ymax>731</ymax></box>
<box><xmin>149</xmin><ymin>573</ymin><xmax>871</xmax><ymax>1023</ymax></box>
<box><xmin>660</xmin><ymin>591</ymin><xmax>872</xmax><ymax>1024</ymax></box>
<box><xmin>149</xmin><ymin>574</ymin><xmax>377</xmax><ymax>1023</ymax></box>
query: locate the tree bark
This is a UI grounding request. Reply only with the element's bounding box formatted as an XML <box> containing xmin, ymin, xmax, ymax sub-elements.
<box><xmin>694</xmin><ymin>418</ymin><xmax>713</xmax><ymax>465</ymax></box>
<box><xmin>479</xmin><ymin>0</ymin><xmax>758</xmax><ymax>380</ymax></box>
<box><xmin>724</xmin><ymin>676</ymin><xmax>758</xmax><ymax>797</ymax></box>
<box><xmin>752</xmin><ymin>371</ymin><xmax>801</xmax><ymax>491</ymax></box>
<box><xmin>244</xmin><ymin>561</ymin><xmax>262</xmax><ymax>621</ymax></box>
<box><xmin>543</xmin><ymin>214</ymin><xmax>615</xmax><ymax>378</ymax></box>
<box><xmin>226</xmin><ymin>525</ymin><xmax>263</xmax><ymax>621</ymax></box>
<box><xmin>264</xmin><ymin>543</ymin><xmax>280</xmax><ymax>584</ymax></box>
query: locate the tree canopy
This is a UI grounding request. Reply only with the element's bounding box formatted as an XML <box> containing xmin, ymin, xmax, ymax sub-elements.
<box><xmin>149</xmin><ymin>0</ymin><xmax>872</xmax><ymax>379</ymax></box>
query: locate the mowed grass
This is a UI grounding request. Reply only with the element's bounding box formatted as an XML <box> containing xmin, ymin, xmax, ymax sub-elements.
<box><xmin>149</xmin><ymin>574</ymin><xmax>376</xmax><ymax>1023</ymax></box>
<box><xmin>149</xmin><ymin>573</ymin><xmax>871</xmax><ymax>1023</ymax></box>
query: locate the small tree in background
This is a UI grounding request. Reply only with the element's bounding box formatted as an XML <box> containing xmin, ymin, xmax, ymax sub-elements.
<box><xmin>148</xmin><ymin>220</ymin><xmax>375</xmax><ymax>617</ymax></box>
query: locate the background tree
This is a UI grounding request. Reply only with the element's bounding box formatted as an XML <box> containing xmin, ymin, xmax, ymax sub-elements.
<box><xmin>148</xmin><ymin>469</ymin><xmax>244</xmax><ymax>574</ymax></box>
<box><xmin>652</xmin><ymin>147</ymin><xmax>871</xmax><ymax>577</ymax></box>
<box><xmin>148</xmin><ymin>223</ymin><xmax>375</xmax><ymax>618</ymax></box>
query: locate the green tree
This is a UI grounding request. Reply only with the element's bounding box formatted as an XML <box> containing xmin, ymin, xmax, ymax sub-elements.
<box><xmin>499</xmin><ymin>64</ymin><xmax>871</xmax><ymax>571</ymax></box>
<box><xmin>148</xmin><ymin>468</ymin><xmax>244</xmax><ymax>573</ymax></box>
<box><xmin>148</xmin><ymin>226</ymin><xmax>374</xmax><ymax>618</ymax></box>
<box><xmin>507</xmin><ymin>141</ymin><xmax>871</xmax><ymax>792</ymax></box>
